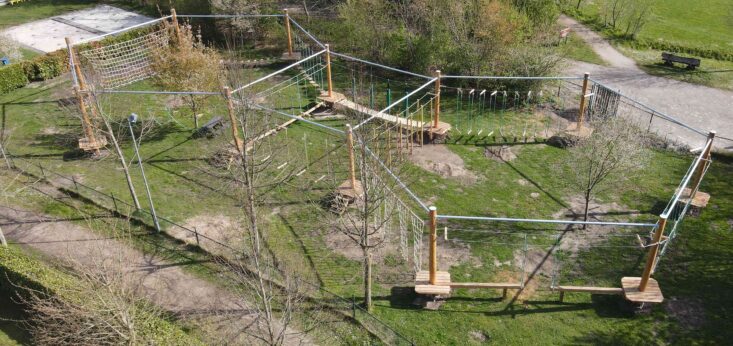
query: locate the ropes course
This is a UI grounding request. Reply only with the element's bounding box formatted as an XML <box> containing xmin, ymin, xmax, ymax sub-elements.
<box><xmin>59</xmin><ymin>8</ymin><xmax>718</xmax><ymax>309</ymax></box>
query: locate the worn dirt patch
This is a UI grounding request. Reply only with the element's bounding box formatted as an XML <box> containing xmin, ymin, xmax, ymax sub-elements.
<box><xmin>323</xmin><ymin>221</ymin><xmax>477</xmax><ymax>272</ymax></box>
<box><xmin>484</xmin><ymin>145</ymin><xmax>519</xmax><ymax>162</ymax></box>
<box><xmin>553</xmin><ymin>195</ymin><xmax>642</xmax><ymax>254</ymax></box>
<box><xmin>178</xmin><ymin>214</ymin><xmax>245</xmax><ymax>257</ymax></box>
<box><xmin>410</xmin><ymin>144</ymin><xmax>479</xmax><ymax>185</ymax></box>
<box><xmin>510</xmin><ymin>248</ymin><xmax>555</xmax><ymax>301</ymax></box>
<box><xmin>665</xmin><ymin>297</ymin><xmax>705</xmax><ymax>330</ymax></box>
<box><xmin>469</xmin><ymin>330</ymin><xmax>488</xmax><ymax>342</ymax></box>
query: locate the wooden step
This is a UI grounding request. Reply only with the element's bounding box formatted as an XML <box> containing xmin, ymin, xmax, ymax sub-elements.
<box><xmin>415</xmin><ymin>284</ymin><xmax>451</xmax><ymax>296</ymax></box>
<box><xmin>449</xmin><ymin>282</ymin><xmax>522</xmax><ymax>289</ymax></box>
<box><xmin>554</xmin><ymin>286</ymin><xmax>624</xmax><ymax>294</ymax></box>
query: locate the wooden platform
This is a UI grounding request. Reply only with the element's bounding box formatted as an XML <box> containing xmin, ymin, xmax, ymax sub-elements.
<box><xmin>621</xmin><ymin>277</ymin><xmax>664</xmax><ymax>303</ymax></box>
<box><xmin>78</xmin><ymin>137</ymin><xmax>107</xmax><ymax>151</ymax></box>
<box><xmin>676</xmin><ymin>187</ymin><xmax>710</xmax><ymax>209</ymax></box>
<box><xmin>414</xmin><ymin>270</ymin><xmax>451</xmax><ymax>296</ymax></box>
<box><xmin>335</xmin><ymin>180</ymin><xmax>363</xmax><ymax>199</ymax></box>
<box><xmin>319</xmin><ymin>92</ymin><xmax>452</xmax><ymax>136</ymax></box>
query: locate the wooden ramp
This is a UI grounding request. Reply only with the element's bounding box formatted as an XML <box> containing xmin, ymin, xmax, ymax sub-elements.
<box><xmin>319</xmin><ymin>92</ymin><xmax>451</xmax><ymax>137</ymax></box>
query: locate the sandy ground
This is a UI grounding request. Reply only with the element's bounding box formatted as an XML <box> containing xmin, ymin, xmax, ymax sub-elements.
<box><xmin>0</xmin><ymin>204</ymin><xmax>310</xmax><ymax>345</ymax></box>
<box><xmin>2</xmin><ymin>5</ymin><xmax>152</xmax><ymax>52</ymax></box>
<box><xmin>559</xmin><ymin>15</ymin><xmax>733</xmax><ymax>151</ymax></box>
<box><xmin>409</xmin><ymin>144</ymin><xmax>479</xmax><ymax>185</ymax></box>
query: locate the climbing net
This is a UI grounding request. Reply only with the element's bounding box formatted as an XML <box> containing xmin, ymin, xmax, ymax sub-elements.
<box><xmin>79</xmin><ymin>27</ymin><xmax>170</xmax><ymax>89</ymax></box>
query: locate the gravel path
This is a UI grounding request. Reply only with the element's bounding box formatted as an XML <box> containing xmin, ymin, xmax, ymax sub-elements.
<box><xmin>0</xmin><ymin>203</ymin><xmax>310</xmax><ymax>345</ymax></box>
<box><xmin>559</xmin><ymin>15</ymin><xmax>733</xmax><ymax>151</ymax></box>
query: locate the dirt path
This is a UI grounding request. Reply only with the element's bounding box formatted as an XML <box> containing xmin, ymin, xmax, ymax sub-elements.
<box><xmin>560</xmin><ymin>15</ymin><xmax>733</xmax><ymax>151</ymax></box>
<box><xmin>0</xmin><ymin>204</ymin><xmax>311</xmax><ymax>345</ymax></box>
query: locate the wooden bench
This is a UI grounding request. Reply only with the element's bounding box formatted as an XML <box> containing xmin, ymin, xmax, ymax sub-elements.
<box><xmin>662</xmin><ymin>52</ymin><xmax>700</xmax><ymax>70</ymax></box>
<box><xmin>553</xmin><ymin>285</ymin><xmax>624</xmax><ymax>302</ymax></box>
<box><xmin>193</xmin><ymin>116</ymin><xmax>224</xmax><ymax>138</ymax></box>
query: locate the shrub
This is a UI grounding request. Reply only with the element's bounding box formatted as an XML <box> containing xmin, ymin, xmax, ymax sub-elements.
<box><xmin>0</xmin><ymin>63</ymin><xmax>30</xmax><ymax>94</ymax></box>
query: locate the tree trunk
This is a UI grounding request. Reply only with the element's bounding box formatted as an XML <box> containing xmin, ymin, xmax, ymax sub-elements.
<box><xmin>576</xmin><ymin>0</ymin><xmax>583</xmax><ymax>10</ymax></box>
<box><xmin>363</xmin><ymin>248</ymin><xmax>372</xmax><ymax>311</ymax></box>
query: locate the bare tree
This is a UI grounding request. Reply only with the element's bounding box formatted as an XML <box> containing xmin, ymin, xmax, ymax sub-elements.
<box><xmin>623</xmin><ymin>0</ymin><xmax>653</xmax><ymax>38</ymax></box>
<box><xmin>0</xmin><ymin>36</ymin><xmax>22</xmax><ymax>61</ymax></box>
<box><xmin>562</xmin><ymin>117</ymin><xmax>649</xmax><ymax>227</ymax></box>
<box><xmin>14</xmin><ymin>225</ymin><xmax>168</xmax><ymax>345</ymax></box>
<box><xmin>149</xmin><ymin>20</ymin><xmax>223</xmax><ymax>128</ymax></box>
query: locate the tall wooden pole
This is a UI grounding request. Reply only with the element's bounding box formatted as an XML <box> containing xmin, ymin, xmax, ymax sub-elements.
<box><xmin>639</xmin><ymin>216</ymin><xmax>667</xmax><ymax>291</ymax></box>
<box><xmin>223</xmin><ymin>86</ymin><xmax>243</xmax><ymax>153</ymax></box>
<box><xmin>577</xmin><ymin>72</ymin><xmax>590</xmax><ymax>129</ymax></box>
<box><xmin>346</xmin><ymin>124</ymin><xmax>357</xmax><ymax>189</ymax></box>
<box><xmin>433</xmin><ymin>70</ymin><xmax>441</xmax><ymax>128</ymax></box>
<box><xmin>429</xmin><ymin>206</ymin><xmax>438</xmax><ymax>285</ymax></box>
<box><xmin>689</xmin><ymin>130</ymin><xmax>716</xmax><ymax>193</ymax></box>
<box><xmin>65</xmin><ymin>37</ymin><xmax>87</xmax><ymax>90</ymax></box>
<box><xmin>171</xmin><ymin>8</ymin><xmax>181</xmax><ymax>41</ymax></box>
<box><xmin>284</xmin><ymin>9</ymin><xmax>293</xmax><ymax>57</ymax></box>
<box><xmin>325</xmin><ymin>44</ymin><xmax>333</xmax><ymax>97</ymax></box>
<box><xmin>74</xmin><ymin>86</ymin><xmax>100</xmax><ymax>156</ymax></box>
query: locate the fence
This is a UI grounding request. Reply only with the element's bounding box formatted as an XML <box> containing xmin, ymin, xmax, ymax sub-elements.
<box><xmin>5</xmin><ymin>156</ymin><xmax>414</xmax><ymax>345</ymax></box>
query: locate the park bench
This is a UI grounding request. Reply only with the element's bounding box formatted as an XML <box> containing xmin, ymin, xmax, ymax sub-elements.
<box><xmin>661</xmin><ymin>52</ymin><xmax>700</xmax><ymax>70</ymax></box>
<box><xmin>193</xmin><ymin>116</ymin><xmax>223</xmax><ymax>138</ymax></box>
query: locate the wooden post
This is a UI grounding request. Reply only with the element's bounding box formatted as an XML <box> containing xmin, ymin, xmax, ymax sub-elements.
<box><xmin>284</xmin><ymin>9</ymin><xmax>293</xmax><ymax>57</ymax></box>
<box><xmin>223</xmin><ymin>86</ymin><xmax>243</xmax><ymax>153</ymax></box>
<box><xmin>74</xmin><ymin>86</ymin><xmax>99</xmax><ymax>155</ymax></box>
<box><xmin>65</xmin><ymin>37</ymin><xmax>87</xmax><ymax>89</ymax></box>
<box><xmin>689</xmin><ymin>131</ymin><xmax>716</xmax><ymax>193</ymax></box>
<box><xmin>325</xmin><ymin>44</ymin><xmax>333</xmax><ymax>97</ymax></box>
<box><xmin>428</xmin><ymin>206</ymin><xmax>438</xmax><ymax>285</ymax></box>
<box><xmin>577</xmin><ymin>72</ymin><xmax>590</xmax><ymax>129</ymax></box>
<box><xmin>345</xmin><ymin>124</ymin><xmax>357</xmax><ymax>189</ymax></box>
<box><xmin>433</xmin><ymin>70</ymin><xmax>441</xmax><ymax>128</ymax></box>
<box><xmin>639</xmin><ymin>216</ymin><xmax>667</xmax><ymax>291</ymax></box>
<box><xmin>171</xmin><ymin>8</ymin><xmax>181</xmax><ymax>41</ymax></box>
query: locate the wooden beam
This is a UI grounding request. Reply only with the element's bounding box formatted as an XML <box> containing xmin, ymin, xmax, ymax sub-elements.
<box><xmin>284</xmin><ymin>9</ymin><xmax>293</xmax><ymax>57</ymax></box>
<box><xmin>325</xmin><ymin>44</ymin><xmax>333</xmax><ymax>97</ymax></box>
<box><xmin>429</xmin><ymin>206</ymin><xmax>437</xmax><ymax>285</ymax></box>
<box><xmin>554</xmin><ymin>286</ymin><xmax>624</xmax><ymax>294</ymax></box>
<box><xmin>222</xmin><ymin>86</ymin><xmax>243</xmax><ymax>154</ymax></box>
<box><xmin>577</xmin><ymin>72</ymin><xmax>590</xmax><ymax>129</ymax></box>
<box><xmin>689</xmin><ymin>130</ymin><xmax>716</xmax><ymax>194</ymax></box>
<box><xmin>639</xmin><ymin>216</ymin><xmax>666</xmax><ymax>291</ymax></box>
<box><xmin>345</xmin><ymin>124</ymin><xmax>357</xmax><ymax>189</ymax></box>
<box><xmin>171</xmin><ymin>8</ymin><xmax>181</xmax><ymax>41</ymax></box>
<box><xmin>433</xmin><ymin>70</ymin><xmax>441</xmax><ymax>128</ymax></box>
<box><xmin>73</xmin><ymin>86</ymin><xmax>99</xmax><ymax>155</ymax></box>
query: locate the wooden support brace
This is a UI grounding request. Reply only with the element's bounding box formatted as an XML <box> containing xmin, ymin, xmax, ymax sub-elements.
<box><xmin>171</xmin><ymin>8</ymin><xmax>181</xmax><ymax>41</ymax></box>
<box><xmin>345</xmin><ymin>124</ymin><xmax>357</xmax><ymax>189</ymax></box>
<box><xmin>433</xmin><ymin>70</ymin><xmax>441</xmax><ymax>129</ymax></box>
<box><xmin>325</xmin><ymin>44</ymin><xmax>333</xmax><ymax>97</ymax></box>
<box><xmin>222</xmin><ymin>86</ymin><xmax>243</xmax><ymax>154</ymax></box>
<box><xmin>639</xmin><ymin>216</ymin><xmax>666</xmax><ymax>291</ymax></box>
<box><xmin>284</xmin><ymin>9</ymin><xmax>293</xmax><ymax>57</ymax></box>
<box><xmin>577</xmin><ymin>72</ymin><xmax>590</xmax><ymax>129</ymax></box>
<box><xmin>428</xmin><ymin>206</ymin><xmax>438</xmax><ymax>285</ymax></box>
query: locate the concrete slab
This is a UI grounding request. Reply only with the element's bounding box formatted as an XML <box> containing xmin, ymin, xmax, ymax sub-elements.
<box><xmin>1</xmin><ymin>5</ymin><xmax>152</xmax><ymax>53</ymax></box>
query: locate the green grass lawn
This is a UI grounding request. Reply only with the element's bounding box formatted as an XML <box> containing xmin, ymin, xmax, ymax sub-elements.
<box><xmin>561</xmin><ymin>32</ymin><xmax>608</xmax><ymax>66</ymax></box>
<box><xmin>0</xmin><ymin>0</ymin><xmax>98</xmax><ymax>30</ymax></box>
<box><xmin>574</xmin><ymin>0</ymin><xmax>733</xmax><ymax>55</ymax></box>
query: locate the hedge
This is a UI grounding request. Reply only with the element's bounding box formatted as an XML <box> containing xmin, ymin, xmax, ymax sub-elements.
<box><xmin>0</xmin><ymin>245</ymin><xmax>204</xmax><ymax>345</ymax></box>
<box><xmin>0</xmin><ymin>50</ymin><xmax>69</xmax><ymax>95</ymax></box>
<box><xmin>0</xmin><ymin>63</ymin><xmax>29</xmax><ymax>94</ymax></box>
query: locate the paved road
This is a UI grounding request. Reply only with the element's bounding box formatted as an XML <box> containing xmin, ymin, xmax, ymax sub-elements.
<box><xmin>559</xmin><ymin>15</ymin><xmax>733</xmax><ymax>151</ymax></box>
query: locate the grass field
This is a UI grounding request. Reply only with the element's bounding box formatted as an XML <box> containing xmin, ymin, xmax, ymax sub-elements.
<box><xmin>573</xmin><ymin>0</ymin><xmax>733</xmax><ymax>55</ymax></box>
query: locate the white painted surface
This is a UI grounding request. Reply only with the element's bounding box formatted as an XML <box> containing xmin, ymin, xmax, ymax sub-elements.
<box><xmin>1</xmin><ymin>5</ymin><xmax>152</xmax><ymax>52</ymax></box>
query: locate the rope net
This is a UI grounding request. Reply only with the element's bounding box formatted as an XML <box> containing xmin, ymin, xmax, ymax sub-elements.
<box><xmin>80</xmin><ymin>28</ymin><xmax>170</xmax><ymax>89</ymax></box>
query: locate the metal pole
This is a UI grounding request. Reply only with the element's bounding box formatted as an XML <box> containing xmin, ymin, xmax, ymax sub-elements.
<box><xmin>429</xmin><ymin>206</ymin><xmax>437</xmax><ymax>285</ymax></box>
<box><xmin>128</xmin><ymin>117</ymin><xmax>161</xmax><ymax>232</ymax></box>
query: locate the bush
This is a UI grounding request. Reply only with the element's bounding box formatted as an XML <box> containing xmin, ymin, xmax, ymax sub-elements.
<box><xmin>0</xmin><ymin>63</ymin><xmax>30</xmax><ymax>94</ymax></box>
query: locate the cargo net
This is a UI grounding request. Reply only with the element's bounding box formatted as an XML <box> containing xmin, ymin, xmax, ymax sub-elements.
<box><xmin>80</xmin><ymin>28</ymin><xmax>170</xmax><ymax>89</ymax></box>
